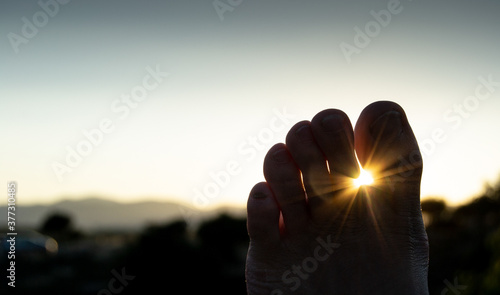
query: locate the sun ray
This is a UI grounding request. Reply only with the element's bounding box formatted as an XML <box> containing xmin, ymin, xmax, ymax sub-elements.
<box><xmin>353</xmin><ymin>168</ymin><xmax>374</xmax><ymax>188</ymax></box>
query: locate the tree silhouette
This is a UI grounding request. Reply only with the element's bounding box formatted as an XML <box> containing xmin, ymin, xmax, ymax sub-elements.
<box><xmin>39</xmin><ymin>212</ymin><xmax>82</xmax><ymax>242</ymax></box>
<box><xmin>421</xmin><ymin>198</ymin><xmax>447</xmax><ymax>226</ymax></box>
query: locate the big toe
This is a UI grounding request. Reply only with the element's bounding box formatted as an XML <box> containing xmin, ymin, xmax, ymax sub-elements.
<box><xmin>354</xmin><ymin>101</ymin><xmax>423</xmax><ymax>210</ymax></box>
<box><xmin>355</xmin><ymin>101</ymin><xmax>429</xmax><ymax>291</ymax></box>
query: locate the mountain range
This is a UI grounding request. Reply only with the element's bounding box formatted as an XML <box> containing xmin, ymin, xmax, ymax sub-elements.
<box><xmin>0</xmin><ymin>198</ymin><xmax>245</xmax><ymax>232</ymax></box>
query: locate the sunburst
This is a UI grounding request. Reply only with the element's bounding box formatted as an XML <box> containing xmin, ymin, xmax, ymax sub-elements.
<box><xmin>352</xmin><ymin>168</ymin><xmax>374</xmax><ymax>188</ymax></box>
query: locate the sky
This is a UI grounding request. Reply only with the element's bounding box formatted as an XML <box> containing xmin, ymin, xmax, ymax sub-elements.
<box><xmin>1</xmin><ymin>0</ymin><xmax>499</xmax><ymax>209</ymax></box>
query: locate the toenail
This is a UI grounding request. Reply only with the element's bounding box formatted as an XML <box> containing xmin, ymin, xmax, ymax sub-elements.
<box><xmin>295</xmin><ymin>125</ymin><xmax>314</xmax><ymax>141</ymax></box>
<box><xmin>272</xmin><ymin>148</ymin><xmax>291</xmax><ymax>163</ymax></box>
<box><xmin>370</xmin><ymin>110</ymin><xmax>403</xmax><ymax>139</ymax></box>
<box><xmin>321</xmin><ymin>114</ymin><xmax>346</xmax><ymax>133</ymax></box>
<box><xmin>252</xmin><ymin>192</ymin><xmax>267</xmax><ymax>199</ymax></box>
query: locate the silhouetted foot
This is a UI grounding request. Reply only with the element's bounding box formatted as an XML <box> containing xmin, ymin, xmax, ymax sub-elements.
<box><xmin>246</xmin><ymin>101</ymin><xmax>429</xmax><ymax>295</ymax></box>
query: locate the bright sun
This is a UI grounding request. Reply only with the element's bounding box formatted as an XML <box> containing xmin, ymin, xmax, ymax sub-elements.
<box><xmin>353</xmin><ymin>168</ymin><xmax>374</xmax><ymax>188</ymax></box>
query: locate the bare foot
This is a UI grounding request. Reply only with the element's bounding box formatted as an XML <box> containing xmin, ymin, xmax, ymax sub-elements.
<box><xmin>245</xmin><ymin>101</ymin><xmax>429</xmax><ymax>295</ymax></box>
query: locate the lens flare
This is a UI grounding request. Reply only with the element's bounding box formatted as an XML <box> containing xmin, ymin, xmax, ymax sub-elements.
<box><xmin>353</xmin><ymin>168</ymin><xmax>374</xmax><ymax>188</ymax></box>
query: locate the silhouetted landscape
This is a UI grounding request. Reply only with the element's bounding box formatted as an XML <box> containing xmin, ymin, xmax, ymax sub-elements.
<box><xmin>0</xmin><ymin>198</ymin><xmax>245</xmax><ymax>231</ymax></box>
<box><xmin>1</xmin><ymin>180</ymin><xmax>500</xmax><ymax>294</ymax></box>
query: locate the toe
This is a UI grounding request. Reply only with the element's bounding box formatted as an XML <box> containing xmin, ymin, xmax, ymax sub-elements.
<box><xmin>354</xmin><ymin>101</ymin><xmax>423</xmax><ymax>207</ymax></box>
<box><xmin>247</xmin><ymin>182</ymin><xmax>281</xmax><ymax>244</ymax></box>
<box><xmin>285</xmin><ymin>121</ymin><xmax>333</xmax><ymax>200</ymax></box>
<box><xmin>263</xmin><ymin>143</ymin><xmax>308</xmax><ymax>235</ymax></box>
<box><xmin>354</xmin><ymin>101</ymin><xmax>428</xmax><ymax>277</ymax></box>
<box><xmin>310</xmin><ymin>109</ymin><xmax>359</xmax><ymax>179</ymax></box>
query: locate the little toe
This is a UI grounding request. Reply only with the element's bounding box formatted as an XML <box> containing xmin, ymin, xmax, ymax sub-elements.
<box><xmin>247</xmin><ymin>182</ymin><xmax>281</xmax><ymax>245</ymax></box>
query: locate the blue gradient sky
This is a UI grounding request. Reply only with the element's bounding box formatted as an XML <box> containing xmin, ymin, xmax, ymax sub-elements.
<box><xmin>1</xmin><ymin>0</ymin><xmax>499</xmax><ymax>208</ymax></box>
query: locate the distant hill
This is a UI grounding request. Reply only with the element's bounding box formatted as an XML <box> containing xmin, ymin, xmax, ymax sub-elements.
<box><xmin>0</xmin><ymin>198</ymin><xmax>245</xmax><ymax>232</ymax></box>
